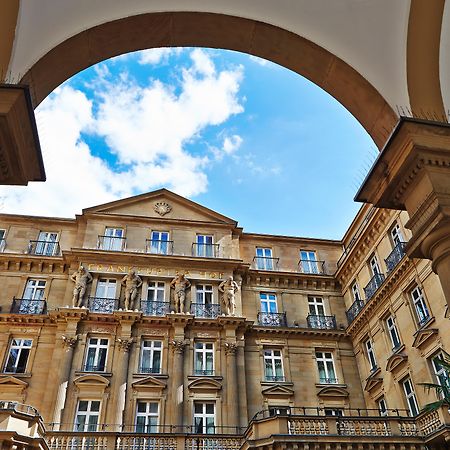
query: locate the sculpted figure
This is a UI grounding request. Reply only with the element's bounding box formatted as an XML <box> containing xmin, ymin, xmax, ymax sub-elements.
<box><xmin>218</xmin><ymin>275</ymin><xmax>239</xmax><ymax>316</ymax></box>
<box><xmin>70</xmin><ymin>266</ymin><xmax>93</xmax><ymax>307</ymax></box>
<box><xmin>170</xmin><ymin>274</ymin><xmax>191</xmax><ymax>313</ymax></box>
<box><xmin>121</xmin><ymin>269</ymin><xmax>143</xmax><ymax>310</ymax></box>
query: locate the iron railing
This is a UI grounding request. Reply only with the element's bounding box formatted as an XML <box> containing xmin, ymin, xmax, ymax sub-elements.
<box><xmin>139</xmin><ymin>366</ymin><xmax>161</xmax><ymax>374</ymax></box>
<box><xmin>265</xmin><ymin>375</ymin><xmax>286</xmax><ymax>382</ymax></box>
<box><xmin>307</xmin><ymin>314</ymin><xmax>337</xmax><ymax>329</ymax></box>
<box><xmin>141</xmin><ymin>301</ymin><xmax>170</xmax><ymax>316</ymax></box>
<box><xmin>192</xmin><ymin>243</ymin><xmax>220</xmax><ymax>258</ymax></box>
<box><xmin>253</xmin><ymin>256</ymin><xmax>279</xmax><ymax>271</ymax></box>
<box><xmin>298</xmin><ymin>259</ymin><xmax>325</xmax><ymax>274</ymax></box>
<box><xmin>11</xmin><ymin>297</ymin><xmax>47</xmax><ymax>314</ymax></box>
<box><xmin>145</xmin><ymin>239</ymin><xmax>173</xmax><ymax>255</ymax></box>
<box><xmin>97</xmin><ymin>235</ymin><xmax>126</xmax><ymax>251</ymax></box>
<box><xmin>257</xmin><ymin>311</ymin><xmax>287</xmax><ymax>327</ymax></box>
<box><xmin>346</xmin><ymin>299</ymin><xmax>365</xmax><ymax>324</ymax></box>
<box><xmin>193</xmin><ymin>369</ymin><xmax>215</xmax><ymax>376</ymax></box>
<box><xmin>385</xmin><ymin>242</ymin><xmax>407</xmax><ymax>273</ymax></box>
<box><xmin>88</xmin><ymin>297</ymin><xmax>118</xmax><ymax>314</ymax></box>
<box><xmin>364</xmin><ymin>273</ymin><xmax>385</xmax><ymax>300</ymax></box>
<box><xmin>190</xmin><ymin>303</ymin><xmax>221</xmax><ymax>318</ymax></box>
<box><xmin>28</xmin><ymin>240</ymin><xmax>60</xmax><ymax>256</ymax></box>
<box><xmin>83</xmin><ymin>364</ymin><xmax>107</xmax><ymax>372</ymax></box>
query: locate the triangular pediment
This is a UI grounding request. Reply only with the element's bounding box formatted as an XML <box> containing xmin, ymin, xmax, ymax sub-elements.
<box><xmin>261</xmin><ymin>385</ymin><xmax>294</xmax><ymax>398</ymax></box>
<box><xmin>187</xmin><ymin>378</ymin><xmax>222</xmax><ymax>392</ymax></box>
<box><xmin>412</xmin><ymin>328</ymin><xmax>438</xmax><ymax>350</ymax></box>
<box><xmin>132</xmin><ymin>376</ymin><xmax>167</xmax><ymax>391</ymax></box>
<box><xmin>364</xmin><ymin>376</ymin><xmax>383</xmax><ymax>393</ymax></box>
<box><xmin>0</xmin><ymin>375</ymin><xmax>29</xmax><ymax>388</ymax></box>
<box><xmin>317</xmin><ymin>386</ymin><xmax>349</xmax><ymax>398</ymax></box>
<box><xmin>83</xmin><ymin>189</ymin><xmax>237</xmax><ymax>225</ymax></box>
<box><xmin>386</xmin><ymin>352</ymin><xmax>408</xmax><ymax>373</ymax></box>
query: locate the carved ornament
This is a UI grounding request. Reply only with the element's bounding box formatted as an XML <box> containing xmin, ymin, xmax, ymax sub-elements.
<box><xmin>61</xmin><ymin>334</ymin><xmax>78</xmax><ymax>349</ymax></box>
<box><xmin>171</xmin><ymin>340</ymin><xmax>186</xmax><ymax>353</ymax></box>
<box><xmin>154</xmin><ymin>202</ymin><xmax>172</xmax><ymax>216</ymax></box>
<box><xmin>116</xmin><ymin>337</ymin><xmax>134</xmax><ymax>352</ymax></box>
<box><xmin>224</xmin><ymin>342</ymin><xmax>237</xmax><ymax>355</ymax></box>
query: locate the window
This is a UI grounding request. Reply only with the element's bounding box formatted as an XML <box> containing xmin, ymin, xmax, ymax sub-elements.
<box><xmin>194</xmin><ymin>285</ymin><xmax>215</xmax><ymax>317</ymax></box>
<box><xmin>140</xmin><ymin>340</ymin><xmax>162</xmax><ymax>374</ymax></box>
<box><xmin>316</xmin><ymin>352</ymin><xmax>337</xmax><ymax>384</ymax></box>
<box><xmin>23</xmin><ymin>279</ymin><xmax>46</xmax><ymax>300</ymax></box>
<box><xmin>390</xmin><ymin>222</ymin><xmax>404</xmax><ymax>246</ymax></box>
<box><xmin>386</xmin><ymin>316</ymin><xmax>401</xmax><ymax>350</ymax></box>
<box><xmin>410</xmin><ymin>285</ymin><xmax>430</xmax><ymax>325</ymax></box>
<box><xmin>74</xmin><ymin>400</ymin><xmax>100</xmax><ymax>431</ymax></box>
<box><xmin>196</xmin><ymin>235</ymin><xmax>214</xmax><ymax>257</ymax></box>
<box><xmin>19</xmin><ymin>279</ymin><xmax>47</xmax><ymax>314</ymax></box>
<box><xmin>369</xmin><ymin>255</ymin><xmax>381</xmax><ymax>276</ymax></box>
<box><xmin>351</xmin><ymin>282</ymin><xmax>361</xmax><ymax>302</ymax></box>
<box><xmin>149</xmin><ymin>231</ymin><xmax>170</xmax><ymax>255</ymax></box>
<box><xmin>135</xmin><ymin>402</ymin><xmax>159</xmax><ymax>432</ymax></box>
<box><xmin>35</xmin><ymin>231</ymin><xmax>58</xmax><ymax>256</ymax></box>
<box><xmin>402</xmin><ymin>378</ymin><xmax>419</xmax><ymax>416</ymax></box>
<box><xmin>193</xmin><ymin>402</ymin><xmax>215</xmax><ymax>434</ymax></box>
<box><xmin>101</xmin><ymin>227</ymin><xmax>124</xmax><ymax>251</ymax></box>
<box><xmin>255</xmin><ymin>247</ymin><xmax>273</xmax><ymax>270</ymax></box>
<box><xmin>147</xmin><ymin>282</ymin><xmax>165</xmax><ymax>302</ymax></box>
<box><xmin>263</xmin><ymin>349</ymin><xmax>284</xmax><ymax>381</ymax></box>
<box><xmin>196</xmin><ymin>285</ymin><xmax>213</xmax><ymax>305</ymax></box>
<box><xmin>4</xmin><ymin>339</ymin><xmax>32</xmax><ymax>373</ymax></box>
<box><xmin>194</xmin><ymin>342</ymin><xmax>214</xmax><ymax>375</ymax></box>
<box><xmin>308</xmin><ymin>297</ymin><xmax>325</xmax><ymax>316</ymax></box>
<box><xmin>300</xmin><ymin>250</ymin><xmax>319</xmax><ymax>274</ymax></box>
<box><xmin>0</xmin><ymin>229</ymin><xmax>6</xmax><ymax>251</ymax></box>
<box><xmin>324</xmin><ymin>409</ymin><xmax>343</xmax><ymax>416</ymax></box>
<box><xmin>260</xmin><ymin>293</ymin><xmax>278</xmax><ymax>313</ymax></box>
<box><xmin>378</xmin><ymin>397</ymin><xmax>388</xmax><ymax>416</ymax></box>
<box><xmin>95</xmin><ymin>279</ymin><xmax>117</xmax><ymax>299</ymax></box>
<box><xmin>268</xmin><ymin>406</ymin><xmax>290</xmax><ymax>416</ymax></box>
<box><xmin>84</xmin><ymin>337</ymin><xmax>108</xmax><ymax>371</ymax></box>
<box><xmin>431</xmin><ymin>353</ymin><xmax>449</xmax><ymax>388</ymax></box>
<box><xmin>365</xmin><ymin>339</ymin><xmax>377</xmax><ymax>372</ymax></box>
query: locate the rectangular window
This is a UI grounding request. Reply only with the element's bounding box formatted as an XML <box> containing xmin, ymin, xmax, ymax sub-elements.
<box><xmin>196</xmin><ymin>285</ymin><xmax>213</xmax><ymax>305</ymax></box>
<box><xmin>135</xmin><ymin>402</ymin><xmax>159</xmax><ymax>433</ymax></box>
<box><xmin>365</xmin><ymin>339</ymin><xmax>378</xmax><ymax>372</ymax></box>
<box><xmin>147</xmin><ymin>282</ymin><xmax>165</xmax><ymax>302</ymax></box>
<box><xmin>390</xmin><ymin>222</ymin><xmax>404</xmax><ymax>246</ymax></box>
<box><xmin>0</xmin><ymin>229</ymin><xmax>5</xmax><ymax>252</ymax></box>
<box><xmin>260</xmin><ymin>293</ymin><xmax>278</xmax><ymax>313</ymax></box>
<box><xmin>35</xmin><ymin>231</ymin><xmax>59</xmax><ymax>256</ymax></box>
<box><xmin>352</xmin><ymin>282</ymin><xmax>361</xmax><ymax>302</ymax></box>
<box><xmin>23</xmin><ymin>279</ymin><xmax>46</xmax><ymax>300</ymax></box>
<box><xmin>194</xmin><ymin>342</ymin><xmax>214</xmax><ymax>375</ymax></box>
<box><xmin>378</xmin><ymin>397</ymin><xmax>388</xmax><ymax>416</ymax></box>
<box><xmin>196</xmin><ymin>235</ymin><xmax>214</xmax><ymax>257</ymax></box>
<box><xmin>369</xmin><ymin>255</ymin><xmax>381</xmax><ymax>276</ymax></box>
<box><xmin>263</xmin><ymin>349</ymin><xmax>284</xmax><ymax>381</ymax></box>
<box><xmin>101</xmin><ymin>227</ymin><xmax>124</xmax><ymax>251</ymax></box>
<box><xmin>149</xmin><ymin>231</ymin><xmax>170</xmax><ymax>255</ymax></box>
<box><xmin>95</xmin><ymin>279</ymin><xmax>117</xmax><ymax>299</ymax></box>
<box><xmin>431</xmin><ymin>353</ymin><xmax>449</xmax><ymax>388</ymax></box>
<box><xmin>255</xmin><ymin>247</ymin><xmax>273</xmax><ymax>270</ymax></box>
<box><xmin>411</xmin><ymin>285</ymin><xmax>430</xmax><ymax>325</ymax></box>
<box><xmin>308</xmin><ymin>297</ymin><xmax>325</xmax><ymax>316</ymax></box>
<box><xmin>4</xmin><ymin>339</ymin><xmax>32</xmax><ymax>373</ymax></box>
<box><xmin>74</xmin><ymin>400</ymin><xmax>100</xmax><ymax>432</ymax></box>
<box><xmin>316</xmin><ymin>351</ymin><xmax>337</xmax><ymax>384</ymax></box>
<box><xmin>140</xmin><ymin>340</ymin><xmax>162</xmax><ymax>374</ymax></box>
<box><xmin>268</xmin><ymin>406</ymin><xmax>291</xmax><ymax>416</ymax></box>
<box><xmin>84</xmin><ymin>338</ymin><xmax>108</xmax><ymax>372</ymax></box>
<box><xmin>194</xmin><ymin>402</ymin><xmax>215</xmax><ymax>434</ymax></box>
<box><xmin>300</xmin><ymin>250</ymin><xmax>319</xmax><ymax>274</ymax></box>
<box><xmin>402</xmin><ymin>378</ymin><xmax>419</xmax><ymax>416</ymax></box>
<box><xmin>324</xmin><ymin>409</ymin><xmax>343</xmax><ymax>416</ymax></box>
<box><xmin>386</xmin><ymin>316</ymin><xmax>401</xmax><ymax>350</ymax></box>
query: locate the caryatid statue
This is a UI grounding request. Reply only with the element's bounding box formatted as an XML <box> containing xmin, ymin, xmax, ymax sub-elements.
<box><xmin>170</xmin><ymin>274</ymin><xmax>191</xmax><ymax>313</ymax></box>
<box><xmin>218</xmin><ymin>275</ymin><xmax>239</xmax><ymax>316</ymax></box>
<box><xmin>121</xmin><ymin>269</ymin><xmax>143</xmax><ymax>310</ymax></box>
<box><xmin>70</xmin><ymin>265</ymin><xmax>93</xmax><ymax>307</ymax></box>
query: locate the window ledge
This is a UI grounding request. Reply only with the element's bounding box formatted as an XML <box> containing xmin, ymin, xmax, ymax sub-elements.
<box><xmin>187</xmin><ymin>375</ymin><xmax>223</xmax><ymax>381</ymax></box>
<box><xmin>366</xmin><ymin>367</ymin><xmax>381</xmax><ymax>380</ymax></box>
<box><xmin>75</xmin><ymin>370</ymin><xmax>112</xmax><ymax>377</ymax></box>
<box><xmin>260</xmin><ymin>380</ymin><xmax>294</xmax><ymax>387</ymax></box>
<box><xmin>0</xmin><ymin>372</ymin><xmax>32</xmax><ymax>378</ymax></box>
<box><xmin>315</xmin><ymin>382</ymin><xmax>347</xmax><ymax>388</ymax></box>
<box><xmin>132</xmin><ymin>373</ymin><xmax>168</xmax><ymax>379</ymax></box>
<box><xmin>418</xmin><ymin>316</ymin><xmax>435</xmax><ymax>330</ymax></box>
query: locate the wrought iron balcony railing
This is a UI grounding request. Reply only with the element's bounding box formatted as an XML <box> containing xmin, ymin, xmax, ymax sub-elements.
<box><xmin>385</xmin><ymin>242</ymin><xmax>407</xmax><ymax>273</ymax></box>
<box><xmin>257</xmin><ymin>311</ymin><xmax>287</xmax><ymax>327</ymax></box>
<box><xmin>97</xmin><ymin>235</ymin><xmax>126</xmax><ymax>251</ymax></box>
<box><xmin>298</xmin><ymin>260</ymin><xmax>325</xmax><ymax>274</ymax></box>
<box><xmin>191</xmin><ymin>303</ymin><xmax>221</xmax><ymax>318</ymax></box>
<box><xmin>193</xmin><ymin>369</ymin><xmax>215</xmax><ymax>376</ymax></box>
<box><xmin>88</xmin><ymin>297</ymin><xmax>118</xmax><ymax>314</ymax></box>
<box><xmin>346</xmin><ymin>299</ymin><xmax>365</xmax><ymax>324</ymax></box>
<box><xmin>264</xmin><ymin>375</ymin><xmax>286</xmax><ymax>382</ymax></box>
<box><xmin>145</xmin><ymin>239</ymin><xmax>173</xmax><ymax>255</ymax></box>
<box><xmin>307</xmin><ymin>314</ymin><xmax>337</xmax><ymax>330</ymax></box>
<box><xmin>139</xmin><ymin>366</ymin><xmax>161</xmax><ymax>374</ymax></box>
<box><xmin>11</xmin><ymin>297</ymin><xmax>47</xmax><ymax>315</ymax></box>
<box><xmin>192</xmin><ymin>243</ymin><xmax>220</xmax><ymax>258</ymax></box>
<box><xmin>141</xmin><ymin>301</ymin><xmax>170</xmax><ymax>316</ymax></box>
<box><xmin>27</xmin><ymin>240</ymin><xmax>60</xmax><ymax>256</ymax></box>
<box><xmin>253</xmin><ymin>256</ymin><xmax>280</xmax><ymax>271</ymax></box>
<box><xmin>319</xmin><ymin>377</ymin><xmax>338</xmax><ymax>384</ymax></box>
<box><xmin>83</xmin><ymin>364</ymin><xmax>106</xmax><ymax>372</ymax></box>
<box><xmin>364</xmin><ymin>273</ymin><xmax>385</xmax><ymax>300</ymax></box>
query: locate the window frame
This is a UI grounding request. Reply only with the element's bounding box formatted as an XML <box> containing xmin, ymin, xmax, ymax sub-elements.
<box><xmin>196</xmin><ymin>235</ymin><xmax>214</xmax><ymax>257</ymax></box>
<box><xmin>101</xmin><ymin>227</ymin><xmax>125</xmax><ymax>251</ymax></box>
<box><xmin>23</xmin><ymin>279</ymin><xmax>46</xmax><ymax>300</ymax></box>
<box><xmin>402</xmin><ymin>377</ymin><xmax>419</xmax><ymax>417</ymax></box>
<box><xmin>147</xmin><ymin>281</ymin><xmax>165</xmax><ymax>302</ymax></box>
<box><xmin>140</xmin><ymin>340</ymin><xmax>162</xmax><ymax>374</ymax></box>
<box><xmin>193</xmin><ymin>402</ymin><xmax>216</xmax><ymax>434</ymax></box>
<box><xmin>255</xmin><ymin>247</ymin><xmax>273</xmax><ymax>270</ymax></box>
<box><xmin>410</xmin><ymin>285</ymin><xmax>430</xmax><ymax>326</ymax></box>
<box><xmin>95</xmin><ymin>278</ymin><xmax>117</xmax><ymax>299</ymax></box>
<box><xmin>308</xmin><ymin>296</ymin><xmax>325</xmax><ymax>316</ymax></box>
<box><xmin>35</xmin><ymin>231</ymin><xmax>59</xmax><ymax>256</ymax></box>
<box><xmin>351</xmin><ymin>282</ymin><xmax>361</xmax><ymax>302</ymax></box>
<box><xmin>3</xmin><ymin>338</ymin><xmax>33</xmax><ymax>374</ymax></box>
<box><xmin>299</xmin><ymin>250</ymin><xmax>319</xmax><ymax>274</ymax></box>
<box><xmin>365</xmin><ymin>338</ymin><xmax>378</xmax><ymax>372</ymax></box>
<box><xmin>263</xmin><ymin>348</ymin><xmax>285</xmax><ymax>382</ymax></box>
<box><xmin>135</xmin><ymin>401</ymin><xmax>159</xmax><ymax>433</ymax></box>
<box><xmin>74</xmin><ymin>400</ymin><xmax>101</xmax><ymax>432</ymax></box>
<box><xmin>369</xmin><ymin>254</ymin><xmax>381</xmax><ymax>276</ymax></box>
<box><xmin>390</xmin><ymin>222</ymin><xmax>404</xmax><ymax>247</ymax></box>
<box><xmin>194</xmin><ymin>342</ymin><xmax>214</xmax><ymax>376</ymax></box>
<box><xmin>84</xmin><ymin>337</ymin><xmax>109</xmax><ymax>372</ymax></box>
<box><xmin>149</xmin><ymin>231</ymin><xmax>170</xmax><ymax>255</ymax></box>
<box><xmin>315</xmin><ymin>351</ymin><xmax>338</xmax><ymax>384</ymax></box>
<box><xmin>386</xmin><ymin>315</ymin><xmax>401</xmax><ymax>351</ymax></box>
<box><xmin>377</xmin><ymin>397</ymin><xmax>388</xmax><ymax>416</ymax></box>
<box><xmin>260</xmin><ymin>292</ymin><xmax>278</xmax><ymax>313</ymax></box>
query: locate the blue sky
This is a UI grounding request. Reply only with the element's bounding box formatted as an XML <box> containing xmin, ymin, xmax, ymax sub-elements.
<box><xmin>0</xmin><ymin>48</ymin><xmax>376</xmax><ymax>240</ymax></box>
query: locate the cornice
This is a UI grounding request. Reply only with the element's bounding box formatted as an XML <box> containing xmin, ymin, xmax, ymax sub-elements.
<box><xmin>0</xmin><ymin>253</ymin><xmax>67</xmax><ymax>274</ymax></box>
<box><xmin>248</xmin><ymin>325</ymin><xmax>348</xmax><ymax>340</ymax></box>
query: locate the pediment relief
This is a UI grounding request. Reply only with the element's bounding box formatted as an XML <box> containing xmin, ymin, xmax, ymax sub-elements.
<box><xmin>131</xmin><ymin>376</ymin><xmax>167</xmax><ymax>392</ymax></box>
<box><xmin>74</xmin><ymin>374</ymin><xmax>110</xmax><ymax>390</ymax></box>
<box><xmin>412</xmin><ymin>328</ymin><xmax>438</xmax><ymax>350</ymax></box>
<box><xmin>261</xmin><ymin>384</ymin><xmax>294</xmax><ymax>398</ymax></box>
<box><xmin>317</xmin><ymin>386</ymin><xmax>349</xmax><ymax>398</ymax></box>
<box><xmin>187</xmin><ymin>378</ymin><xmax>222</xmax><ymax>392</ymax></box>
<box><xmin>0</xmin><ymin>375</ymin><xmax>29</xmax><ymax>390</ymax></box>
<box><xmin>386</xmin><ymin>352</ymin><xmax>408</xmax><ymax>373</ymax></box>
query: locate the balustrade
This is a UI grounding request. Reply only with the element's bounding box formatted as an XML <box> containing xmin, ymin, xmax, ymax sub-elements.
<box><xmin>385</xmin><ymin>242</ymin><xmax>407</xmax><ymax>273</ymax></box>
<box><xmin>257</xmin><ymin>311</ymin><xmax>287</xmax><ymax>327</ymax></box>
<box><xmin>10</xmin><ymin>297</ymin><xmax>47</xmax><ymax>314</ymax></box>
<box><xmin>307</xmin><ymin>314</ymin><xmax>336</xmax><ymax>329</ymax></box>
<box><xmin>364</xmin><ymin>272</ymin><xmax>386</xmax><ymax>300</ymax></box>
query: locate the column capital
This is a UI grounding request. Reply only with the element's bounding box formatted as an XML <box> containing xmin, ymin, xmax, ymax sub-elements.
<box><xmin>224</xmin><ymin>342</ymin><xmax>237</xmax><ymax>355</ymax></box>
<box><xmin>61</xmin><ymin>334</ymin><xmax>78</xmax><ymax>349</ymax></box>
<box><xmin>170</xmin><ymin>339</ymin><xmax>187</xmax><ymax>354</ymax></box>
<box><xmin>116</xmin><ymin>337</ymin><xmax>134</xmax><ymax>352</ymax></box>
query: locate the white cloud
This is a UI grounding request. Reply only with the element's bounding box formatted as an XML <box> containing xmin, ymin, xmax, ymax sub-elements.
<box><xmin>0</xmin><ymin>49</ymin><xmax>244</xmax><ymax>217</ymax></box>
<box><xmin>138</xmin><ymin>48</ymin><xmax>181</xmax><ymax>65</ymax></box>
<box><xmin>249</xmin><ymin>55</ymin><xmax>270</xmax><ymax>66</ymax></box>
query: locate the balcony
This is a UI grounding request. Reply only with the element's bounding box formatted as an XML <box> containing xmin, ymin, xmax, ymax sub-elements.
<box><xmin>257</xmin><ymin>311</ymin><xmax>287</xmax><ymax>327</ymax></box>
<box><xmin>298</xmin><ymin>259</ymin><xmax>325</xmax><ymax>274</ymax></box>
<box><xmin>145</xmin><ymin>239</ymin><xmax>173</xmax><ymax>255</ymax></box>
<box><xmin>88</xmin><ymin>297</ymin><xmax>118</xmax><ymax>314</ymax></box>
<box><xmin>385</xmin><ymin>242</ymin><xmax>407</xmax><ymax>273</ymax></box>
<box><xmin>364</xmin><ymin>273</ymin><xmax>385</xmax><ymax>300</ymax></box>
<box><xmin>10</xmin><ymin>297</ymin><xmax>47</xmax><ymax>315</ymax></box>
<box><xmin>307</xmin><ymin>314</ymin><xmax>337</xmax><ymax>330</ymax></box>
<box><xmin>27</xmin><ymin>240</ymin><xmax>60</xmax><ymax>256</ymax></box>
<box><xmin>139</xmin><ymin>366</ymin><xmax>161</xmax><ymax>374</ymax></box>
<box><xmin>346</xmin><ymin>299</ymin><xmax>365</xmax><ymax>324</ymax></box>
<box><xmin>253</xmin><ymin>256</ymin><xmax>279</xmax><ymax>271</ymax></box>
<box><xmin>141</xmin><ymin>301</ymin><xmax>170</xmax><ymax>316</ymax></box>
<box><xmin>193</xmin><ymin>369</ymin><xmax>215</xmax><ymax>376</ymax></box>
<box><xmin>192</xmin><ymin>243</ymin><xmax>220</xmax><ymax>258</ymax></box>
<box><xmin>190</xmin><ymin>303</ymin><xmax>221</xmax><ymax>318</ymax></box>
<box><xmin>97</xmin><ymin>235</ymin><xmax>126</xmax><ymax>251</ymax></box>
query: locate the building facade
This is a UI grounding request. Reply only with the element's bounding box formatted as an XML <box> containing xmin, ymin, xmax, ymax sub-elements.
<box><xmin>0</xmin><ymin>189</ymin><xmax>448</xmax><ymax>449</ymax></box>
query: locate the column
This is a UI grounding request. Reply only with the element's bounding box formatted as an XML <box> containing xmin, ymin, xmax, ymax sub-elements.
<box><xmin>171</xmin><ymin>339</ymin><xmax>186</xmax><ymax>430</ymax></box>
<box><xmin>236</xmin><ymin>340</ymin><xmax>249</xmax><ymax>429</ymax></box>
<box><xmin>113</xmin><ymin>338</ymin><xmax>133</xmax><ymax>431</ymax></box>
<box><xmin>224</xmin><ymin>342</ymin><xmax>239</xmax><ymax>431</ymax></box>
